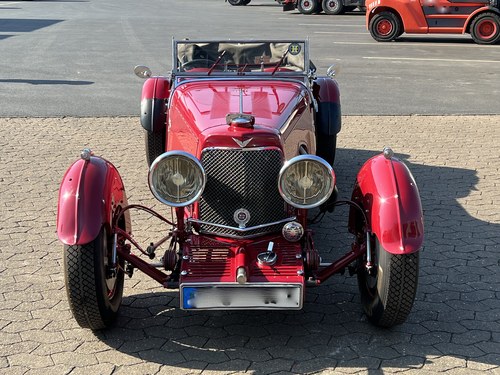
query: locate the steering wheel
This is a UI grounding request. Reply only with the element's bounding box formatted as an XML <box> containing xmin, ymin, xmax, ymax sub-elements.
<box><xmin>181</xmin><ymin>59</ymin><xmax>218</xmax><ymax>71</ymax></box>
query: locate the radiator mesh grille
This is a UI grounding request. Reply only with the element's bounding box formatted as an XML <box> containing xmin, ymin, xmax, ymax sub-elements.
<box><xmin>199</xmin><ymin>148</ymin><xmax>286</xmax><ymax>237</ymax></box>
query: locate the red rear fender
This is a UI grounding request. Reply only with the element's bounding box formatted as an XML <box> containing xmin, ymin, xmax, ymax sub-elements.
<box><xmin>141</xmin><ymin>77</ymin><xmax>170</xmax><ymax>101</ymax></box>
<box><xmin>140</xmin><ymin>77</ymin><xmax>170</xmax><ymax>133</ymax></box>
<box><xmin>349</xmin><ymin>153</ymin><xmax>424</xmax><ymax>254</ymax></box>
<box><xmin>313</xmin><ymin>77</ymin><xmax>341</xmax><ymax>136</ymax></box>
<box><xmin>56</xmin><ymin>156</ymin><xmax>131</xmax><ymax>246</ymax></box>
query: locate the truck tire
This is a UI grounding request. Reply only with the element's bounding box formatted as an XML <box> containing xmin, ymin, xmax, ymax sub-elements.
<box><xmin>297</xmin><ymin>0</ymin><xmax>320</xmax><ymax>14</ymax></box>
<box><xmin>470</xmin><ymin>12</ymin><xmax>500</xmax><ymax>45</ymax></box>
<box><xmin>228</xmin><ymin>0</ymin><xmax>251</xmax><ymax>5</ymax></box>
<box><xmin>322</xmin><ymin>0</ymin><xmax>345</xmax><ymax>15</ymax></box>
<box><xmin>369</xmin><ymin>11</ymin><xmax>402</xmax><ymax>42</ymax></box>
<box><xmin>357</xmin><ymin>236</ymin><xmax>419</xmax><ymax>327</ymax></box>
<box><xmin>64</xmin><ymin>228</ymin><xmax>124</xmax><ymax>330</ymax></box>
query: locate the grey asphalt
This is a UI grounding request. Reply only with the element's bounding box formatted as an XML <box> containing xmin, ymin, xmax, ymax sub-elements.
<box><xmin>0</xmin><ymin>0</ymin><xmax>499</xmax><ymax>116</ymax></box>
<box><xmin>1</xmin><ymin>115</ymin><xmax>499</xmax><ymax>374</ymax></box>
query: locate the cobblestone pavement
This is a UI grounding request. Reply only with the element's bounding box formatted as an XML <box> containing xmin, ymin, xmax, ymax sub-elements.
<box><xmin>1</xmin><ymin>116</ymin><xmax>499</xmax><ymax>374</ymax></box>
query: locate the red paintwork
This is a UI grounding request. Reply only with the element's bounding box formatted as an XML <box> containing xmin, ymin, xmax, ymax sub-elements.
<box><xmin>313</xmin><ymin>77</ymin><xmax>341</xmax><ymax>104</ymax></box>
<box><xmin>314</xmin><ymin>241</ymin><xmax>367</xmax><ymax>284</ymax></box>
<box><xmin>118</xmin><ymin>246</ymin><xmax>171</xmax><ymax>286</ymax></box>
<box><xmin>141</xmin><ymin>77</ymin><xmax>170</xmax><ymax>101</ymax></box>
<box><xmin>56</xmin><ymin>156</ymin><xmax>131</xmax><ymax>246</ymax></box>
<box><xmin>167</xmin><ymin>80</ymin><xmax>316</xmax><ymax>160</ymax></box>
<box><xmin>349</xmin><ymin>154</ymin><xmax>424</xmax><ymax>254</ymax></box>
<box><xmin>180</xmin><ymin>234</ymin><xmax>304</xmax><ymax>285</ymax></box>
<box><xmin>366</xmin><ymin>0</ymin><xmax>496</xmax><ymax>36</ymax></box>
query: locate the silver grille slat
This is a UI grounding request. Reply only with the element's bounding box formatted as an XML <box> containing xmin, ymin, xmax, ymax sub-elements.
<box><xmin>199</xmin><ymin>148</ymin><xmax>286</xmax><ymax>237</ymax></box>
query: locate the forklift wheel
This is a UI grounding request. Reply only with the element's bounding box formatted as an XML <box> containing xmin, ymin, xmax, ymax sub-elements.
<box><xmin>470</xmin><ymin>12</ymin><xmax>500</xmax><ymax>45</ymax></box>
<box><xmin>369</xmin><ymin>12</ymin><xmax>402</xmax><ymax>42</ymax></box>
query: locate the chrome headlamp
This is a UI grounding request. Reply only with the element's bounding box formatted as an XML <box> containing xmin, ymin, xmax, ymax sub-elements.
<box><xmin>149</xmin><ymin>151</ymin><xmax>206</xmax><ymax>207</ymax></box>
<box><xmin>278</xmin><ymin>155</ymin><xmax>335</xmax><ymax>209</ymax></box>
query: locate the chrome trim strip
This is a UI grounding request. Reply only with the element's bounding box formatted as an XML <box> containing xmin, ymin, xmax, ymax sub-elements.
<box><xmin>201</xmin><ymin>146</ymin><xmax>283</xmax><ymax>153</ymax></box>
<box><xmin>175</xmin><ymin>39</ymin><xmax>309</xmax><ymax>43</ymax></box>
<box><xmin>181</xmin><ymin>282</ymin><xmax>303</xmax><ymax>287</ymax></box>
<box><xmin>279</xmin><ymin>107</ymin><xmax>300</xmax><ymax>136</ymax></box>
<box><xmin>173</xmin><ymin>76</ymin><xmax>311</xmax><ymax>91</ymax></box>
<box><xmin>173</xmin><ymin>39</ymin><xmax>310</xmax><ymax>73</ymax></box>
<box><xmin>187</xmin><ymin>216</ymin><xmax>296</xmax><ymax>233</ymax></box>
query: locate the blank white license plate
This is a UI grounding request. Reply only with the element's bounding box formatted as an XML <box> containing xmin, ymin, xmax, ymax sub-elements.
<box><xmin>180</xmin><ymin>284</ymin><xmax>303</xmax><ymax>310</ymax></box>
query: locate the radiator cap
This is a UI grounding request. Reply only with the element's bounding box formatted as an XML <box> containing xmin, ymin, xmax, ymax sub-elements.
<box><xmin>226</xmin><ymin>113</ymin><xmax>255</xmax><ymax>128</ymax></box>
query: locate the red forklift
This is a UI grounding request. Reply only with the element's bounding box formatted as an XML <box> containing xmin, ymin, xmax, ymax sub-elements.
<box><xmin>366</xmin><ymin>0</ymin><xmax>500</xmax><ymax>44</ymax></box>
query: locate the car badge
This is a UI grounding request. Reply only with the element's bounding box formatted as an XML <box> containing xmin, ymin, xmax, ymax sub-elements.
<box><xmin>288</xmin><ymin>43</ymin><xmax>301</xmax><ymax>56</ymax></box>
<box><xmin>232</xmin><ymin>137</ymin><xmax>252</xmax><ymax>148</ymax></box>
<box><xmin>234</xmin><ymin>208</ymin><xmax>251</xmax><ymax>229</ymax></box>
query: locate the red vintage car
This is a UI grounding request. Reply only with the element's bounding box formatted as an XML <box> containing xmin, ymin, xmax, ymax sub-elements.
<box><xmin>57</xmin><ymin>40</ymin><xmax>424</xmax><ymax>330</ymax></box>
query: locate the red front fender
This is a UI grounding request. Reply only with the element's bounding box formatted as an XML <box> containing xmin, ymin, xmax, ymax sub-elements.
<box><xmin>56</xmin><ymin>155</ymin><xmax>131</xmax><ymax>246</ymax></box>
<box><xmin>349</xmin><ymin>152</ymin><xmax>424</xmax><ymax>254</ymax></box>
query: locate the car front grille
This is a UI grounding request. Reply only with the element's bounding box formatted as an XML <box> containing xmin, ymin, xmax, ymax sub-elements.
<box><xmin>199</xmin><ymin>148</ymin><xmax>287</xmax><ymax>237</ymax></box>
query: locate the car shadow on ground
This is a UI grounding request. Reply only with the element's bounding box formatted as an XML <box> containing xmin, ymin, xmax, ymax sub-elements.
<box><xmin>19</xmin><ymin>1</ymin><xmax>89</xmax><ymax>2</ymax></box>
<box><xmin>0</xmin><ymin>79</ymin><xmax>94</xmax><ymax>85</ymax></box>
<box><xmin>0</xmin><ymin>19</ymin><xmax>63</xmax><ymax>33</ymax></box>
<box><xmin>95</xmin><ymin>147</ymin><xmax>499</xmax><ymax>373</ymax></box>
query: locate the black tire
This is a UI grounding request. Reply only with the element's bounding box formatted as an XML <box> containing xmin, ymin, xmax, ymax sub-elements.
<box><xmin>322</xmin><ymin>0</ymin><xmax>345</xmax><ymax>15</ymax></box>
<box><xmin>228</xmin><ymin>0</ymin><xmax>248</xmax><ymax>5</ymax></box>
<box><xmin>64</xmin><ymin>228</ymin><xmax>124</xmax><ymax>330</ymax></box>
<box><xmin>314</xmin><ymin>93</ymin><xmax>340</xmax><ymax>167</ymax></box>
<box><xmin>316</xmin><ymin>134</ymin><xmax>336</xmax><ymax>166</ymax></box>
<box><xmin>369</xmin><ymin>12</ymin><xmax>402</xmax><ymax>42</ymax></box>
<box><xmin>145</xmin><ymin>129</ymin><xmax>165</xmax><ymax>167</ymax></box>
<box><xmin>470</xmin><ymin>12</ymin><xmax>500</xmax><ymax>45</ymax></box>
<box><xmin>357</xmin><ymin>236</ymin><xmax>419</xmax><ymax>327</ymax></box>
<box><xmin>297</xmin><ymin>0</ymin><xmax>320</xmax><ymax>14</ymax></box>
